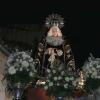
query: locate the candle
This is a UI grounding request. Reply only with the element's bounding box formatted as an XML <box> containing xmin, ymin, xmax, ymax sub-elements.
<box><xmin>78</xmin><ymin>71</ymin><xmax>85</xmax><ymax>89</ymax></box>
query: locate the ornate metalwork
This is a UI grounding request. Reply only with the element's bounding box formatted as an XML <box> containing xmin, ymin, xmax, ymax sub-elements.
<box><xmin>45</xmin><ymin>13</ymin><xmax>64</xmax><ymax>28</ymax></box>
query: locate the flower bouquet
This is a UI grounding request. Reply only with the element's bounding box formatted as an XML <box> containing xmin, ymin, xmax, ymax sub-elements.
<box><xmin>5</xmin><ymin>51</ymin><xmax>37</xmax><ymax>83</ymax></box>
<box><xmin>82</xmin><ymin>54</ymin><xmax>100</xmax><ymax>93</ymax></box>
<box><xmin>4</xmin><ymin>51</ymin><xmax>38</xmax><ymax>99</ymax></box>
<box><xmin>38</xmin><ymin>60</ymin><xmax>78</xmax><ymax>98</ymax></box>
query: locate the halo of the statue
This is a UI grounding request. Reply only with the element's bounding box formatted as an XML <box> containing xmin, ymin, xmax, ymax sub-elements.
<box><xmin>45</xmin><ymin>13</ymin><xmax>64</xmax><ymax>29</ymax></box>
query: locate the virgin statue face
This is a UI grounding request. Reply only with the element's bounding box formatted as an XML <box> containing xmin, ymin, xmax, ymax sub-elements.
<box><xmin>51</xmin><ymin>27</ymin><xmax>58</xmax><ymax>36</ymax></box>
<box><xmin>47</xmin><ymin>25</ymin><xmax>62</xmax><ymax>37</ymax></box>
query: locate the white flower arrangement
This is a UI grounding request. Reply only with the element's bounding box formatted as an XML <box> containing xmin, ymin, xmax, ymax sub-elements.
<box><xmin>82</xmin><ymin>53</ymin><xmax>100</xmax><ymax>92</ymax></box>
<box><xmin>82</xmin><ymin>54</ymin><xmax>100</xmax><ymax>79</ymax></box>
<box><xmin>41</xmin><ymin>61</ymin><xmax>77</xmax><ymax>96</ymax></box>
<box><xmin>5</xmin><ymin>51</ymin><xmax>38</xmax><ymax>83</ymax></box>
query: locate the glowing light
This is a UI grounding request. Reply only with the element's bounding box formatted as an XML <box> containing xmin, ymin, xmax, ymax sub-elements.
<box><xmin>36</xmin><ymin>80</ymin><xmax>46</xmax><ymax>85</ymax></box>
<box><xmin>78</xmin><ymin>71</ymin><xmax>85</xmax><ymax>89</ymax></box>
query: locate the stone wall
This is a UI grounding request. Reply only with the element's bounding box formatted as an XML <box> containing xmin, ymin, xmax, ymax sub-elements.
<box><xmin>0</xmin><ymin>24</ymin><xmax>46</xmax><ymax>45</ymax></box>
<box><xmin>0</xmin><ymin>51</ymin><xmax>12</xmax><ymax>100</ymax></box>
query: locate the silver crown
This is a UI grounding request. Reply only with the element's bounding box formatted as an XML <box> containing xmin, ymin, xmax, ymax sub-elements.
<box><xmin>45</xmin><ymin>13</ymin><xmax>64</xmax><ymax>28</ymax></box>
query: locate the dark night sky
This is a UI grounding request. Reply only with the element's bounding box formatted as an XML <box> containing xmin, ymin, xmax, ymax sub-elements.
<box><xmin>0</xmin><ymin>1</ymin><xmax>100</xmax><ymax>67</ymax></box>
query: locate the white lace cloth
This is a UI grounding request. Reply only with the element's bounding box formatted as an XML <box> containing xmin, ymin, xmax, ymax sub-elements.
<box><xmin>46</xmin><ymin>36</ymin><xmax>64</xmax><ymax>46</ymax></box>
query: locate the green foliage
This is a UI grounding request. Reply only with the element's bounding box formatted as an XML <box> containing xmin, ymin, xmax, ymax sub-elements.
<box><xmin>84</xmin><ymin>78</ymin><xmax>100</xmax><ymax>93</ymax></box>
<box><xmin>46</xmin><ymin>86</ymin><xmax>74</xmax><ymax>97</ymax></box>
<box><xmin>6</xmin><ymin>70</ymin><xmax>36</xmax><ymax>83</ymax></box>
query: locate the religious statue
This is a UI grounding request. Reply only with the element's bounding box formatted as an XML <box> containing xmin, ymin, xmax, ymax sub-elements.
<box><xmin>35</xmin><ymin>14</ymin><xmax>76</xmax><ymax>77</ymax></box>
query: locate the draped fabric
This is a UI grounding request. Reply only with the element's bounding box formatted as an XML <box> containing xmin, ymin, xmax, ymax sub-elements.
<box><xmin>35</xmin><ymin>38</ymin><xmax>75</xmax><ymax>77</ymax></box>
